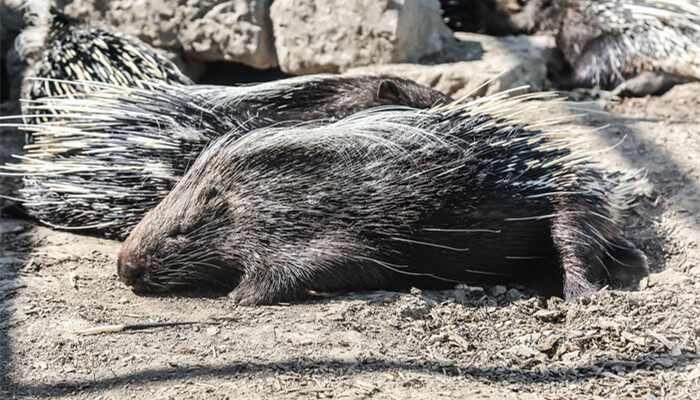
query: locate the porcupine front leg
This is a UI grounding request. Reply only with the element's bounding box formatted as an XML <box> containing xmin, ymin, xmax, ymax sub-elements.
<box><xmin>228</xmin><ymin>267</ymin><xmax>306</xmax><ymax>306</ymax></box>
<box><xmin>611</xmin><ymin>71</ymin><xmax>686</xmax><ymax>97</ymax></box>
<box><xmin>228</xmin><ymin>239</ymin><xmax>392</xmax><ymax>305</ymax></box>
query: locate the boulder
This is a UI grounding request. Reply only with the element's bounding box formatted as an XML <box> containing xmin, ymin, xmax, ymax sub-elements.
<box><xmin>60</xmin><ymin>0</ymin><xmax>277</xmax><ymax>70</ymax></box>
<box><xmin>270</xmin><ymin>0</ymin><xmax>451</xmax><ymax>74</ymax></box>
<box><xmin>347</xmin><ymin>32</ymin><xmax>557</xmax><ymax>100</ymax></box>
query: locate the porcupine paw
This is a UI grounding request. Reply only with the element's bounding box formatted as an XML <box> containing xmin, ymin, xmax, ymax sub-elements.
<box><xmin>563</xmin><ymin>274</ymin><xmax>599</xmax><ymax>303</ymax></box>
<box><xmin>228</xmin><ymin>286</ymin><xmax>264</xmax><ymax>306</ymax></box>
<box><xmin>228</xmin><ymin>271</ymin><xmax>303</xmax><ymax>306</ymax></box>
<box><xmin>605</xmin><ymin>238</ymin><xmax>649</xmax><ymax>287</ymax></box>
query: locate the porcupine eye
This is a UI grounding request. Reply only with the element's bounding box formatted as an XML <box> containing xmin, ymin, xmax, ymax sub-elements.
<box><xmin>200</xmin><ymin>184</ymin><xmax>220</xmax><ymax>203</ymax></box>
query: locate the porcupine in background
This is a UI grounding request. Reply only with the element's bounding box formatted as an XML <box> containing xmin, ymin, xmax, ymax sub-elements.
<box><xmin>4</xmin><ymin>75</ymin><xmax>451</xmax><ymax>239</ymax></box>
<box><xmin>440</xmin><ymin>0</ymin><xmax>700</xmax><ymax>96</ymax></box>
<box><xmin>18</xmin><ymin>9</ymin><xmax>193</xmax><ymax>114</ymax></box>
<box><xmin>2</xmin><ymin>7</ymin><xmax>452</xmax><ymax>238</ymax></box>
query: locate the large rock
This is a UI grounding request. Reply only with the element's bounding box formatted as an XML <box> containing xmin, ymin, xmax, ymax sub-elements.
<box><xmin>270</xmin><ymin>0</ymin><xmax>451</xmax><ymax>75</ymax></box>
<box><xmin>347</xmin><ymin>32</ymin><xmax>557</xmax><ymax>100</ymax></box>
<box><xmin>59</xmin><ymin>0</ymin><xmax>277</xmax><ymax>70</ymax></box>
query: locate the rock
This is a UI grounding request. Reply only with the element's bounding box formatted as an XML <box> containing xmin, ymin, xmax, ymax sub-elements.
<box><xmin>533</xmin><ymin>309</ymin><xmax>564</xmax><ymax>323</ymax></box>
<box><xmin>396</xmin><ymin>288</ymin><xmax>434</xmax><ymax>319</ymax></box>
<box><xmin>177</xmin><ymin>0</ymin><xmax>277</xmax><ymax>68</ymax></box>
<box><xmin>535</xmin><ymin>334</ymin><xmax>560</xmax><ymax>353</ymax></box>
<box><xmin>490</xmin><ymin>285</ymin><xmax>507</xmax><ymax>297</ymax></box>
<box><xmin>509</xmin><ymin>344</ymin><xmax>541</xmax><ymax>358</ymax></box>
<box><xmin>59</xmin><ymin>0</ymin><xmax>277</xmax><ymax>70</ymax></box>
<box><xmin>347</xmin><ymin>32</ymin><xmax>557</xmax><ymax>99</ymax></box>
<box><xmin>270</xmin><ymin>0</ymin><xmax>451</xmax><ymax>74</ymax></box>
<box><xmin>506</xmin><ymin>288</ymin><xmax>521</xmax><ymax>301</ymax></box>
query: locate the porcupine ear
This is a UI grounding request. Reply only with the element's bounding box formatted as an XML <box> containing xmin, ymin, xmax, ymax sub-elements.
<box><xmin>377</xmin><ymin>80</ymin><xmax>402</xmax><ymax>102</ymax></box>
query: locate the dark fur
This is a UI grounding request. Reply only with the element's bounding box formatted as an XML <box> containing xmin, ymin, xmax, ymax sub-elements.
<box><xmin>118</xmin><ymin>102</ymin><xmax>648</xmax><ymax>305</ymax></box>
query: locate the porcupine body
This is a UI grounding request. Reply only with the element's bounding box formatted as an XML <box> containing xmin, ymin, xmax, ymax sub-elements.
<box><xmin>440</xmin><ymin>0</ymin><xmax>700</xmax><ymax>96</ymax></box>
<box><xmin>117</xmin><ymin>93</ymin><xmax>649</xmax><ymax>305</ymax></box>
<box><xmin>4</xmin><ymin>75</ymin><xmax>451</xmax><ymax>238</ymax></box>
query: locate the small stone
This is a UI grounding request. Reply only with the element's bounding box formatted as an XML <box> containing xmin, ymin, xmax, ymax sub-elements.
<box><xmin>686</xmin><ymin>365</ymin><xmax>700</xmax><ymax>381</ymax></box>
<box><xmin>117</xmin><ymin>297</ymin><xmax>129</xmax><ymax>304</ymax></box>
<box><xmin>655</xmin><ymin>357</ymin><xmax>674</xmax><ymax>368</ymax></box>
<box><xmin>533</xmin><ymin>309</ymin><xmax>564</xmax><ymax>323</ymax></box>
<box><xmin>535</xmin><ymin>335</ymin><xmax>560</xmax><ymax>352</ymax></box>
<box><xmin>206</xmin><ymin>326</ymin><xmax>220</xmax><ymax>336</ymax></box>
<box><xmin>560</xmin><ymin>351</ymin><xmax>579</xmax><ymax>362</ymax></box>
<box><xmin>506</xmin><ymin>288</ymin><xmax>521</xmax><ymax>301</ymax></box>
<box><xmin>67</xmin><ymin>272</ymin><xmax>79</xmax><ymax>289</ymax></box>
<box><xmin>490</xmin><ymin>285</ymin><xmax>507</xmax><ymax>297</ymax></box>
<box><xmin>509</xmin><ymin>344</ymin><xmax>541</xmax><ymax>358</ymax></box>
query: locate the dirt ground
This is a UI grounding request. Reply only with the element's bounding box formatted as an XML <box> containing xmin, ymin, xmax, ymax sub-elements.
<box><xmin>1</xmin><ymin>83</ymin><xmax>698</xmax><ymax>399</ymax></box>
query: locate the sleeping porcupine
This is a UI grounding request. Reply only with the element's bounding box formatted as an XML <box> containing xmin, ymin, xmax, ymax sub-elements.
<box><xmin>118</xmin><ymin>93</ymin><xmax>649</xmax><ymax>305</ymax></box>
<box><xmin>440</xmin><ymin>0</ymin><xmax>699</xmax><ymax>96</ymax></box>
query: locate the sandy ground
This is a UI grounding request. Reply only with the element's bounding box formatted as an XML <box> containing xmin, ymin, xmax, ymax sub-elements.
<box><xmin>0</xmin><ymin>83</ymin><xmax>698</xmax><ymax>399</ymax></box>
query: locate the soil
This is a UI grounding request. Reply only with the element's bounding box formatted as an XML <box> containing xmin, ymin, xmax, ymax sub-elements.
<box><xmin>1</xmin><ymin>83</ymin><xmax>698</xmax><ymax>399</ymax></box>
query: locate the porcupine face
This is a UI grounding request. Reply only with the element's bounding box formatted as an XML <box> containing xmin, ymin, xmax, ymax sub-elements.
<box><xmin>118</xmin><ymin>168</ymin><xmax>242</xmax><ymax>292</ymax></box>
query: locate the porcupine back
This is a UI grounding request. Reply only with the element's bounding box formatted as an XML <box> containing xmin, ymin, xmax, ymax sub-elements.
<box><xmin>117</xmin><ymin>91</ymin><xmax>649</xmax><ymax>304</ymax></box>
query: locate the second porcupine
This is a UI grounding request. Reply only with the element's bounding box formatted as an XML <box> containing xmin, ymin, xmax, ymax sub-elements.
<box><xmin>5</xmin><ymin>75</ymin><xmax>451</xmax><ymax>239</ymax></box>
<box><xmin>117</xmin><ymin>92</ymin><xmax>649</xmax><ymax>305</ymax></box>
<box><xmin>440</xmin><ymin>0</ymin><xmax>700</xmax><ymax>96</ymax></box>
<box><xmin>4</xmin><ymin>9</ymin><xmax>451</xmax><ymax>238</ymax></box>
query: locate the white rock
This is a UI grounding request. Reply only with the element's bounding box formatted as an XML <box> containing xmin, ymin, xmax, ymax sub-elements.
<box><xmin>270</xmin><ymin>0</ymin><xmax>451</xmax><ymax>74</ymax></box>
<box><xmin>178</xmin><ymin>0</ymin><xmax>277</xmax><ymax>68</ymax></box>
<box><xmin>347</xmin><ymin>32</ymin><xmax>557</xmax><ymax>99</ymax></box>
<box><xmin>61</xmin><ymin>0</ymin><xmax>277</xmax><ymax>69</ymax></box>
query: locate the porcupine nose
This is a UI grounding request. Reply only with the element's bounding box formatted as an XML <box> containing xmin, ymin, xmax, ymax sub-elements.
<box><xmin>117</xmin><ymin>252</ymin><xmax>145</xmax><ymax>289</ymax></box>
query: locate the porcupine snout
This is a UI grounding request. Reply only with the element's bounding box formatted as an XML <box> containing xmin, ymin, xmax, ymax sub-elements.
<box><xmin>117</xmin><ymin>239</ymin><xmax>148</xmax><ymax>291</ymax></box>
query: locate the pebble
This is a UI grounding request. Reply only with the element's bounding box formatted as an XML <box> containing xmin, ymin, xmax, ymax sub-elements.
<box><xmin>533</xmin><ymin>309</ymin><xmax>564</xmax><ymax>322</ymax></box>
<box><xmin>506</xmin><ymin>288</ymin><xmax>521</xmax><ymax>301</ymax></box>
<box><xmin>490</xmin><ymin>285</ymin><xmax>507</xmax><ymax>297</ymax></box>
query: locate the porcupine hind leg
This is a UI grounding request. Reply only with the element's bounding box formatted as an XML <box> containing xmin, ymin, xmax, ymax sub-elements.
<box><xmin>551</xmin><ymin>206</ymin><xmax>648</xmax><ymax>301</ymax></box>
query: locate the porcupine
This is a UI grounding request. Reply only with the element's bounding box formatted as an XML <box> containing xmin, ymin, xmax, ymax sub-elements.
<box><xmin>440</xmin><ymin>0</ymin><xmax>700</xmax><ymax>96</ymax></box>
<box><xmin>3</xmin><ymin>75</ymin><xmax>452</xmax><ymax>239</ymax></box>
<box><xmin>117</xmin><ymin>92</ymin><xmax>649</xmax><ymax>305</ymax></box>
<box><xmin>0</xmin><ymin>7</ymin><xmax>191</xmax><ymax>213</ymax></box>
